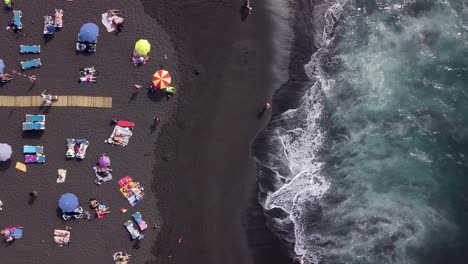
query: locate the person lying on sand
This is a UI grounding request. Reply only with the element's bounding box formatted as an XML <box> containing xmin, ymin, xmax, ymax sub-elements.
<box><xmin>1</xmin><ymin>74</ymin><xmax>13</xmax><ymax>82</ymax></box>
<box><xmin>107</xmin><ymin>9</ymin><xmax>121</xmax><ymax>17</ymax></box>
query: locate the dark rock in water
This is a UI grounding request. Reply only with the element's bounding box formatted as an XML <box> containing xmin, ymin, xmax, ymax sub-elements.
<box><xmin>193</xmin><ymin>64</ymin><xmax>205</xmax><ymax>75</ymax></box>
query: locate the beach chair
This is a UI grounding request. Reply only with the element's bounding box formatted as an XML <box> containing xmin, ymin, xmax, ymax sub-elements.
<box><xmin>43</xmin><ymin>16</ymin><xmax>54</xmax><ymax>35</ymax></box>
<box><xmin>21</xmin><ymin>59</ymin><xmax>41</xmax><ymax>70</ymax></box>
<box><xmin>62</xmin><ymin>207</ymin><xmax>83</xmax><ymax>221</ymax></box>
<box><xmin>75</xmin><ymin>139</ymin><xmax>89</xmax><ymax>159</ymax></box>
<box><xmin>66</xmin><ymin>139</ymin><xmax>76</xmax><ymax>158</ymax></box>
<box><xmin>22</xmin><ymin>122</ymin><xmax>45</xmax><ymax>130</ymax></box>
<box><xmin>54</xmin><ymin>9</ymin><xmax>63</xmax><ymax>28</ymax></box>
<box><xmin>13</xmin><ymin>10</ymin><xmax>22</xmax><ymax>29</ymax></box>
<box><xmin>23</xmin><ymin>145</ymin><xmax>44</xmax><ymax>154</ymax></box>
<box><xmin>124</xmin><ymin>221</ymin><xmax>141</xmax><ymax>240</ymax></box>
<box><xmin>25</xmin><ymin>154</ymin><xmax>46</xmax><ymax>164</ymax></box>
<box><xmin>132</xmin><ymin>212</ymin><xmax>147</xmax><ymax>231</ymax></box>
<box><xmin>20</xmin><ymin>45</ymin><xmax>41</xmax><ymax>54</ymax></box>
<box><xmin>25</xmin><ymin>114</ymin><xmax>45</xmax><ymax>122</ymax></box>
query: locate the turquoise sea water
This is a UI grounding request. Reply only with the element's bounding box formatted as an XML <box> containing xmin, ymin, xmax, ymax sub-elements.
<box><xmin>258</xmin><ymin>0</ymin><xmax>468</xmax><ymax>263</ymax></box>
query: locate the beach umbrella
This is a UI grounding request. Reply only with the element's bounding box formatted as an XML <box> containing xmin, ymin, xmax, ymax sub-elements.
<box><xmin>58</xmin><ymin>193</ymin><xmax>79</xmax><ymax>213</ymax></box>
<box><xmin>0</xmin><ymin>59</ymin><xmax>4</xmax><ymax>75</ymax></box>
<box><xmin>0</xmin><ymin>144</ymin><xmax>12</xmax><ymax>161</ymax></box>
<box><xmin>98</xmin><ymin>155</ymin><xmax>110</xmax><ymax>168</ymax></box>
<box><xmin>152</xmin><ymin>70</ymin><xmax>171</xmax><ymax>89</ymax></box>
<box><xmin>135</xmin><ymin>39</ymin><xmax>151</xmax><ymax>56</ymax></box>
<box><xmin>79</xmin><ymin>23</ymin><xmax>99</xmax><ymax>42</ymax></box>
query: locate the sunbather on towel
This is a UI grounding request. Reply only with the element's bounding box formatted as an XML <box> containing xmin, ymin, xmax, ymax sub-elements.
<box><xmin>1</xmin><ymin>74</ymin><xmax>13</xmax><ymax>82</ymax></box>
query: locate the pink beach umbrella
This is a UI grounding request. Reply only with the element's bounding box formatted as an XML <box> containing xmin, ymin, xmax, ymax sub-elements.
<box><xmin>98</xmin><ymin>155</ymin><xmax>110</xmax><ymax>168</ymax></box>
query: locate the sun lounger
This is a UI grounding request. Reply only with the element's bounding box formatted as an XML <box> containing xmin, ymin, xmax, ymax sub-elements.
<box><xmin>132</xmin><ymin>212</ymin><xmax>147</xmax><ymax>231</ymax></box>
<box><xmin>25</xmin><ymin>154</ymin><xmax>45</xmax><ymax>164</ymax></box>
<box><xmin>23</xmin><ymin>122</ymin><xmax>45</xmax><ymax>130</ymax></box>
<box><xmin>75</xmin><ymin>139</ymin><xmax>89</xmax><ymax>159</ymax></box>
<box><xmin>25</xmin><ymin>114</ymin><xmax>45</xmax><ymax>122</ymax></box>
<box><xmin>13</xmin><ymin>10</ymin><xmax>22</xmax><ymax>29</ymax></box>
<box><xmin>53</xmin><ymin>229</ymin><xmax>70</xmax><ymax>247</ymax></box>
<box><xmin>20</xmin><ymin>45</ymin><xmax>41</xmax><ymax>54</ymax></box>
<box><xmin>23</xmin><ymin>145</ymin><xmax>44</xmax><ymax>154</ymax></box>
<box><xmin>124</xmin><ymin>221</ymin><xmax>141</xmax><ymax>240</ymax></box>
<box><xmin>66</xmin><ymin>139</ymin><xmax>75</xmax><ymax>158</ymax></box>
<box><xmin>21</xmin><ymin>59</ymin><xmax>41</xmax><ymax>70</ymax></box>
<box><xmin>62</xmin><ymin>207</ymin><xmax>83</xmax><ymax>221</ymax></box>
<box><xmin>43</xmin><ymin>16</ymin><xmax>54</xmax><ymax>35</ymax></box>
<box><xmin>54</xmin><ymin>9</ymin><xmax>63</xmax><ymax>28</ymax></box>
<box><xmin>106</xmin><ymin>126</ymin><xmax>133</xmax><ymax>147</ymax></box>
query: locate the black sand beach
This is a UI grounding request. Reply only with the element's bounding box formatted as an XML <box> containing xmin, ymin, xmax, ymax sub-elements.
<box><xmin>0</xmin><ymin>0</ymin><xmax>290</xmax><ymax>263</ymax></box>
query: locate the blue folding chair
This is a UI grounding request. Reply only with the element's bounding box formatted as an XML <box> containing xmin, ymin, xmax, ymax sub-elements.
<box><xmin>20</xmin><ymin>45</ymin><xmax>40</xmax><ymax>54</ymax></box>
<box><xmin>21</xmin><ymin>59</ymin><xmax>41</xmax><ymax>70</ymax></box>
<box><xmin>25</xmin><ymin>114</ymin><xmax>45</xmax><ymax>122</ymax></box>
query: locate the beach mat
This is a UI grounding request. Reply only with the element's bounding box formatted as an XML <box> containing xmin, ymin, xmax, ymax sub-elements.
<box><xmin>57</xmin><ymin>169</ymin><xmax>67</xmax><ymax>183</ymax></box>
<box><xmin>101</xmin><ymin>13</ymin><xmax>117</xmax><ymax>32</ymax></box>
<box><xmin>15</xmin><ymin>162</ymin><xmax>26</xmax><ymax>172</ymax></box>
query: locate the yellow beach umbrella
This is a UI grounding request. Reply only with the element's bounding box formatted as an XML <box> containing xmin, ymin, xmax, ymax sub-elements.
<box><xmin>152</xmin><ymin>70</ymin><xmax>171</xmax><ymax>89</ymax></box>
<box><xmin>135</xmin><ymin>39</ymin><xmax>151</xmax><ymax>56</ymax></box>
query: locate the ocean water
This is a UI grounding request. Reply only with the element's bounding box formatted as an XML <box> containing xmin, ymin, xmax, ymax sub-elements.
<box><xmin>255</xmin><ymin>0</ymin><xmax>468</xmax><ymax>263</ymax></box>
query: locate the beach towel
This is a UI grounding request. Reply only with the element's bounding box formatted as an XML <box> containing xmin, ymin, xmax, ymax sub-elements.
<box><xmin>106</xmin><ymin>125</ymin><xmax>132</xmax><ymax>147</ymax></box>
<box><xmin>15</xmin><ymin>162</ymin><xmax>26</xmax><ymax>172</ymax></box>
<box><xmin>57</xmin><ymin>169</ymin><xmax>67</xmax><ymax>183</ymax></box>
<box><xmin>101</xmin><ymin>13</ymin><xmax>120</xmax><ymax>32</ymax></box>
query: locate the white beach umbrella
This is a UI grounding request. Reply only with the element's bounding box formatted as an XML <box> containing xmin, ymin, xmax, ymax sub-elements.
<box><xmin>0</xmin><ymin>143</ymin><xmax>12</xmax><ymax>161</ymax></box>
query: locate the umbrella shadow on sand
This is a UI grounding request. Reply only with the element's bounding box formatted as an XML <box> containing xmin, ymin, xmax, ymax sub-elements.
<box><xmin>146</xmin><ymin>90</ymin><xmax>165</xmax><ymax>103</ymax></box>
<box><xmin>22</xmin><ymin>130</ymin><xmax>44</xmax><ymax>140</ymax></box>
<box><xmin>0</xmin><ymin>160</ymin><xmax>12</xmax><ymax>171</ymax></box>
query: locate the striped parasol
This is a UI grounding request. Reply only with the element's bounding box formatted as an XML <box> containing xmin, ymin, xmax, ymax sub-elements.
<box><xmin>152</xmin><ymin>70</ymin><xmax>171</xmax><ymax>89</ymax></box>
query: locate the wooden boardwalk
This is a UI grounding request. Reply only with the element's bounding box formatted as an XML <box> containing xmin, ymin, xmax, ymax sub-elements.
<box><xmin>0</xmin><ymin>96</ymin><xmax>112</xmax><ymax>108</ymax></box>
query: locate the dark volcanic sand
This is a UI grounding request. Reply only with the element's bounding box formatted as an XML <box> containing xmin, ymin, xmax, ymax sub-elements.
<box><xmin>0</xmin><ymin>0</ymin><xmax>290</xmax><ymax>263</ymax></box>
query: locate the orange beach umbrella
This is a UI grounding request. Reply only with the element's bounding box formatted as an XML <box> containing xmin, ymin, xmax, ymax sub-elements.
<box><xmin>152</xmin><ymin>70</ymin><xmax>171</xmax><ymax>89</ymax></box>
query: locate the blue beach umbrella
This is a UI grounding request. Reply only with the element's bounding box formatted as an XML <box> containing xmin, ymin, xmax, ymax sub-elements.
<box><xmin>78</xmin><ymin>23</ymin><xmax>99</xmax><ymax>42</ymax></box>
<box><xmin>58</xmin><ymin>193</ymin><xmax>79</xmax><ymax>213</ymax></box>
<box><xmin>0</xmin><ymin>59</ymin><xmax>4</xmax><ymax>75</ymax></box>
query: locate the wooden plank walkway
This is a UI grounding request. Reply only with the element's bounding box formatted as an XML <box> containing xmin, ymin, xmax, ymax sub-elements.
<box><xmin>0</xmin><ymin>96</ymin><xmax>112</xmax><ymax>108</ymax></box>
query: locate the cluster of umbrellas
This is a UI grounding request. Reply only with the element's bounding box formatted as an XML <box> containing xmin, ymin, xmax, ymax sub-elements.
<box><xmin>132</xmin><ymin>39</ymin><xmax>173</xmax><ymax>92</ymax></box>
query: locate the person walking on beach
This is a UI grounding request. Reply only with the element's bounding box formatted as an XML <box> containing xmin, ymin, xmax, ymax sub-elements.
<box><xmin>28</xmin><ymin>75</ymin><xmax>37</xmax><ymax>83</ymax></box>
<box><xmin>154</xmin><ymin>117</ymin><xmax>160</xmax><ymax>125</ymax></box>
<box><xmin>245</xmin><ymin>0</ymin><xmax>252</xmax><ymax>14</ymax></box>
<box><xmin>265</xmin><ymin>102</ymin><xmax>271</xmax><ymax>110</ymax></box>
<box><xmin>135</xmin><ymin>84</ymin><xmax>142</xmax><ymax>93</ymax></box>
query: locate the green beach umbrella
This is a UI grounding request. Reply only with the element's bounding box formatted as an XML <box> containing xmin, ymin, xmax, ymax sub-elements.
<box><xmin>135</xmin><ymin>39</ymin><xmax>151</xmax><ymax>56</ymax></box>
